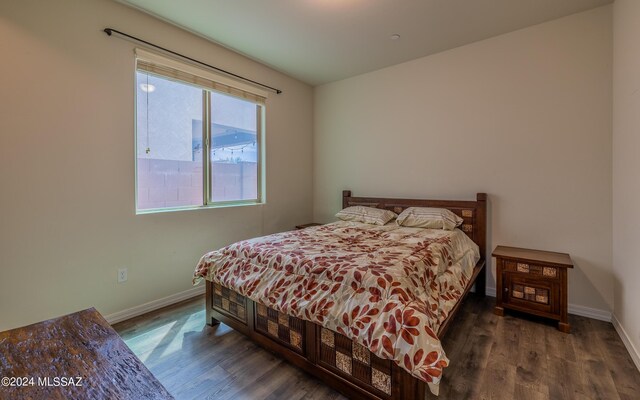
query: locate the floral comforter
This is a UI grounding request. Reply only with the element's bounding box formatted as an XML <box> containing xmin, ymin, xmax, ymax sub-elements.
<box><xmin>193</xmin><ymin>221</ymin><xmax>480</xmax><ymax>395</ymax></box>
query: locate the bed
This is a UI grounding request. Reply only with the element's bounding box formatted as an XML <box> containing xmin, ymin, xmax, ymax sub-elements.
<box><xmin>193</xmin><ymin>191</ymin><xmax>487</xmax><ymax>399</ymax></box>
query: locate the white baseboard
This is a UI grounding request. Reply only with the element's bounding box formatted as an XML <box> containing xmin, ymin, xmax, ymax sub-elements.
<box><xmin>612</xmin><ymin>315</ymin><xmax>640</xmax><ymax>372</ymax></box>
<box><xmin>568</xmin><ymin>303</ymin><xmax>612</xmax><ymax>322</ymax></box>
<box><xmin>485</xmin><ymin>286</ymin><xmax>612</xmax><ymax>322</ymax></box>
<box><xmin>104</xmin><ymin>285</ymin><xmax>205</xmax><ymax>325</ymax></box>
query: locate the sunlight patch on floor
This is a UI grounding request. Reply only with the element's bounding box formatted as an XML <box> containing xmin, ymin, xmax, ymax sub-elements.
<box><xmin>124</xmin><ymin>310</ymin><xmax>205</xmax><ymax>361</ymax></box>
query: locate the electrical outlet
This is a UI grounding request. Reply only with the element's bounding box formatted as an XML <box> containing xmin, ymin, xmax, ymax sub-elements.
<box><xmin>118</xmin><ymin>268</ymin><xmax>128</xmax><ymax>283</ymax></box>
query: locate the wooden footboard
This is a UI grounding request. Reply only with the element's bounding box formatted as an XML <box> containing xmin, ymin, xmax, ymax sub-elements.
<box><xmin>206</xmin><ymin>280</ymin><xmax>426</xmax><ymax>400</ymax></box>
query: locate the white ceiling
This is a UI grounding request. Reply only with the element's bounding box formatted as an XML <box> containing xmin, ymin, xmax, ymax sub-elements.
<box><xmin>119</xmin><ymin>0</ymin><xmax>612</xmax><ymax>86</ymax></box>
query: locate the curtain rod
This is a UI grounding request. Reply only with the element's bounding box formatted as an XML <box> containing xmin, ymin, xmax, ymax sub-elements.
<box><xmin>103</xmin><ymin>28</ymin><xmax>282</xmax><ymax>95</ymax></box>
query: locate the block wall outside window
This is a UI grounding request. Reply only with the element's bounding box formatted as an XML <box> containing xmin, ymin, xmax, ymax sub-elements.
<box><xmin>134</xmin><ymin>53</ymin><xmax>264</xmax><ymax>213</ymax></box>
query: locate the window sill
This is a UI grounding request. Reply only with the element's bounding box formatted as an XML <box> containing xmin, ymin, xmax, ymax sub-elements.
<box><xmin>135</xmin><ymin>201</ymin><xmax>264</xmax><ymax>215</ymax></box>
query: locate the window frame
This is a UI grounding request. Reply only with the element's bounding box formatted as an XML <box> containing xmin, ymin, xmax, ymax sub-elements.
<box><xmin>134</xmin><ymin>49</ymin><xmax>267</xmax><ymax>215</ymax></box>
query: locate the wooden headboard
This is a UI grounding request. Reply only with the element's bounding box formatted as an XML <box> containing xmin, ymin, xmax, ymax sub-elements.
<box><xmin>342</xmin><ymin>190</ymin><xmax>487</xmax><ymax>260</ymax></box>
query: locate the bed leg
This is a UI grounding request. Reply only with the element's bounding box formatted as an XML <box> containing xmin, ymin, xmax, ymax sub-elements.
<box><xmin>204</xmin><ymin>281</ymin><xmax>220</xmax><ymax>326</ymax></box>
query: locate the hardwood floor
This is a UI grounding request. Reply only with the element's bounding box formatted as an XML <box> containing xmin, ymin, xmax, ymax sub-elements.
<box><xmin>113</xmin><ymin>294</ymin><xmax>640</xmax><ymax>400</ymax></box>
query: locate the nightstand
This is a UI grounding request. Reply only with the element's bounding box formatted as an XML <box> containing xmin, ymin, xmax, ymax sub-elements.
<box><xmin>295</xmin><ymin>223</ymin><xmax>322</xmax><ymax>230</ymax></box>
<box><xmin>492</xmin><ymin>245</ymin><xmax>574</xmax><ymax>333</ymax></box>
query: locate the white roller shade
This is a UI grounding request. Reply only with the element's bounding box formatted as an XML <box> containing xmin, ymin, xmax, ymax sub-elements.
<box><xmin>135</xmin><ymin>48</ymin><xmax>267</xmax><ymax>105</ymax></box>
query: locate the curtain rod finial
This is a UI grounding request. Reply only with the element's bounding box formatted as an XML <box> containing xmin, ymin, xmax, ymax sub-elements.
<box><xmin>104</xmin><ymin>28</ymin><xmax>113</xmax><ymax>36</ymax></box>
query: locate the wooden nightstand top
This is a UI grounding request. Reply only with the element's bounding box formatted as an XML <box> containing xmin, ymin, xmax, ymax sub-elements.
<box><xmin>295</xmin><ymin>223</ymin><xmax>322</xmax><ymax>230</ymax></box>
<box><xmin>492</xmin><ymin>245</ymin><xmax>573</xmax><ymax>268</ymax></box>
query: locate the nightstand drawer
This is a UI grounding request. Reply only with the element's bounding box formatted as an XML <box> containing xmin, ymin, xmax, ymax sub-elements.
<box><xmin>504</xmin><ymin>274</ymin><xmax>559</xmax><ymax>316</ymax></box>
<box><xmin>504</xmin><ymin>261</ymin><xmax>559</xmax><ymax>279</ymax></box>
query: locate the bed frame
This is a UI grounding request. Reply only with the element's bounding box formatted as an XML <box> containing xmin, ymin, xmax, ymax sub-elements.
<box><xmin>205</xmin><ymin>191</ymin><xmax>487</xmax><ymax>400</ymax></box>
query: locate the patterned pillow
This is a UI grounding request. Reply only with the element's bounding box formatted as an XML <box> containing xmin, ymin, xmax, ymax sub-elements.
<box><xmin>335</xmin><ymin>206</ymin><xmax>397</xmax><ymax>226</ymax></box>
<box><xmin>396</xmin><ymin>207</ymin><xmax>463</xmax><ymax>230</ymax></box>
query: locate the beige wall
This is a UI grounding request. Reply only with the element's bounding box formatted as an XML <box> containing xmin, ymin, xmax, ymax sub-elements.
<box><xmin>0</xmin><ymin>0</ymin><xmax>313</xmax><ymax>331</ymax></box>
<box><xmin>613</xmin><ymin>0</ymin><xmax>640</xmax><ymax>364</ymax></box>
<box><xmin>314</xmin><ymin>7</ymin><xmax>613</xmax><ymax>312</ymax></box>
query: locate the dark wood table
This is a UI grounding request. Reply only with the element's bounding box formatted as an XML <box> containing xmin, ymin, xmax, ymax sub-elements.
<box><xmin>0</xmin><ymin>308</ymin><xmax>173</xmax><ymax>400</ymax></box>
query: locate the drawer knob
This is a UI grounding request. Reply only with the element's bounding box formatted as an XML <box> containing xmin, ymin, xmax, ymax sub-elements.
<box><xmin>504</xmin><ymin>287</ymin><xmax>509</xmax><ymax>292</ymax></box>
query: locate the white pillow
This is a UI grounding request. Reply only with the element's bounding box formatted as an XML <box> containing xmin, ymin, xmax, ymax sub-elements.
<box><xmin>396</xmin><ymin>207</ymin><xmax>463</xmax><ymax>230</ymax></box>
<box><xmin>335</xmin><ymin>206</ymin><xmax>397</xmax><ymax>226</ymax></box>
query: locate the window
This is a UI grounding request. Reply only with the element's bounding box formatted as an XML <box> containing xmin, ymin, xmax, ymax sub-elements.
<box><xmin>135</xmin><ymin>50</ymin><xmax>265</xmax><ymax>213</ymax></box>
